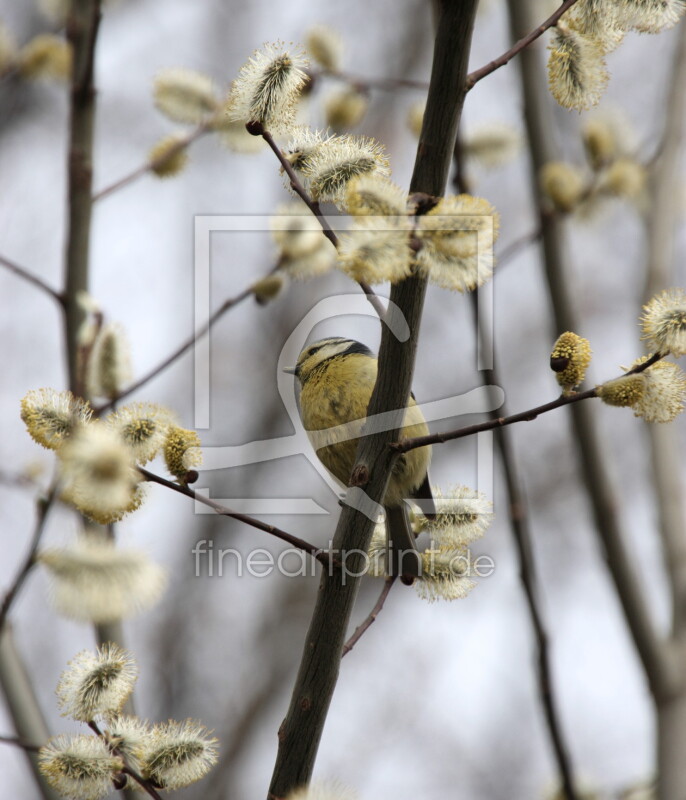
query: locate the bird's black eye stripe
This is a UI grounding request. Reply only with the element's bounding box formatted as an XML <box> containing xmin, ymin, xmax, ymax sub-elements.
<box><xmin>341</xmin><ymin>341</ymin><xmax>373</xmax><ymax>357</ymax></box>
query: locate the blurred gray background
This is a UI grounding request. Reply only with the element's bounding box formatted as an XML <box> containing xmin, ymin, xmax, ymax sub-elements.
<box><xmin>1</xmin><ymin>0</ymin><xmax>685</xmax><ymax>797</ymax></box>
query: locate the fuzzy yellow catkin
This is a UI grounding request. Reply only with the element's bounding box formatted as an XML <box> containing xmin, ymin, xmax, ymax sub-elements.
<box><xmin>149</xmin><ymin>135</ymin><xmax>190</xmax><ymax>177</ymax></box>
<box><xmin>582</xmin><ymin>118</ymin><xmax>616</xmax><ymax>170</ymax></box>
<box><xmin>407</xmin><ymin>101</ymin><xmax>424</xmax><ymax>138</ymax></box>
<box><xmin>641</xmin><ymin>288</ymin><xmax>686</xmax><ymax>356</ymax></box>
<box><xmin>324</xmin><ymin>87</ymin><xmax>368</xmax><ymax>131</ymax></box>
<box><xmin>17</xmin><ymin>34</ymin><xmax>72</xmax><ymax>81</ymax></box>
<box><xmin>601</xmin><ymin>158</ymin><xmax>646</xmax><ymax>200</ymax></box>
<box><xmin>305</xmin><ymin>25</ymin><xmax>343</xmax><ymax>72</ymax></box>
<box><xmin>540</xmin><ymin>162</ymin><xmax>586</xmax><ymax>212</ymax></box>
<box><xmin>547</xmin><ymin>21</ymin><xmax>609</xmax><ymax>110</ymax></box>
<box><xmin>597</xmin><ymin>374</ymin><xmax>646</xmax><ymax>407</ymax></box>
<box><xmin>252</xmin><ymin>274</ymin><xmax>286</xmax><ymax>304</ymax></box>
<box><xmin>153</xmin><ymin>68</ymin><xmax>218</xmax><ymax>124</ymax></box>
<box><xmin>551</xmin><ymin>332</ymin><xmax>592</xmax><ymax>391</ymax></box>
<box><xmin>164</xmin><ymin>426</ymin><xmax>202</xmax><ymax>481</ymax></box>
<box><xmin>0</xmin><ymin>22</ymin><xmax>16</xmax><ymax>72</ymax></box>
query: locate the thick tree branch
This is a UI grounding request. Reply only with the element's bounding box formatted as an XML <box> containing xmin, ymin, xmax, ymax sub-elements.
<box><xmin>63</xmin><ymin>0</ymin><xmax>102</xmax><ymax>395</ymax></box>
<box><xmin>139</xmin><ymin>468</ymin><xmax>328</xmax><ymax>565</ymax></box>
<box><xmin>267</xmin><ymin>4</ymin><xmax>479</xmax><ymax>797</ymax></box>
<box><xmin>506</xmin><ymin>0</ymin><xmax>675</xmax><ymax>702</ymax></box>
<box><xmin>466</xmin><ymin>0</ymin><xmax>580</xmax><ymax>90</ymax></box>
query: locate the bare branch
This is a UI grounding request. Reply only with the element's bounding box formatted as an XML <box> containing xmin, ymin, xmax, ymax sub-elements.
<box><xmin>95</xmin><ymin>285</ymin><xmax>254</xmax><ymax>414</ymax></box>
<box><xmin>466</xmin><ymin>0</ymin><xmax>581</xmax><ymax>91</ymax></box>
<box><xmin>0</xmin><ymin>486</ymin><xmax>57</xmax><ymax>634</ymax></box>
<box><xmin>0</xmin><ymin>254</ymin><xmax>63</xmax><ymax>304</ymax></box>
<box><xmin>0</xmin><ymin>734</ymin><xmax>41</xmax><ymax>753</ymax></box>
<box><xmin>341</xmin><ymin>576</ymin><xmax>397</xmax><ymax>657</ymax></box>
<box><xmin>139</xmin><ymin>468</ymin><xmax>328</xmax><ymax>565</ymax></box>
<box><xmin>318</xmin><ymin>68</ymin><xmax>428</xmax><ymax>92</ymax></box>
<box><xmin>93</xmin><ymin>123</ymin><xmax>210</xmax><ymax>202</ymax></box>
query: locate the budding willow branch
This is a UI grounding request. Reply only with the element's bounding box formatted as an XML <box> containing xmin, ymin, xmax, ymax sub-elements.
<box><xmin>392</xmin><ymin>353</ymin><xmax>665</xmax><ymax>453</ymax></box>
<box><xmin>139</xmin><ymin>468</ymin><xmax>328</xmax><ymax>565</ymax></box>
<box><xmin>93</xmin><ymin>122</ymin><xmax>211</xmax><ymax>202</ymax></box>
<box><xmin>465</xmin><ymin>0</ymin><xmax>581</xmax><ymax>91</ymax></box>
<box><xmin>256</xmin><ymin>125</ymin><xmax>386</xmax><ymax>320</ymax></box>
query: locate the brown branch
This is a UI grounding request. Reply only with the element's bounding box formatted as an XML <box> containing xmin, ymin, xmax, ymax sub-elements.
<box><xmin>506</xmin><ymin>0</ymin><xmax>676</xmax><ymax>705</ymax></box>
<box><xmin>267</xmin><ymin>4</ymin><xmax>479</xmax><ymax>796</ymax></box>
<box><xmin>92</xmin><ymin>123</ymin><xmax>210</xmax><ymax>202</ymax></box>
<box><xmin>465</xmin><ymin>0</ymin><xmax>580</xmax><ymax>91</ymax></box>
<box><xmin>392</xmin><ymin>353</ymin><xmax>663</xmax><ymax>454</ymax></box>
<box><xmin>257</xmin><ymin>125</ymin><xmax>387</xmax><ymax>320</ymax></box>
<box><xmin>341</xmin><ymin>576</ymin><xmax>397</xmax><ymax>657</ymax></box>
<box><xmin>0</xmin><ymin>487</ymin><xmax>57</xmax><ymax>634</ymax></box>
<box><xmin>0</xmin><ymin>254</ymin><xmax>64</xmax><ymax>304</ymax></box>
<box><xmin>0</xmin><ymin>734</ymin><xmax>41</xmax><ymax>753</ymax></box>
<box><xmin>138</xmin><ymin>468</ymin><xmax>328</xmax><ymax>565</ymax></box>
<box><xmin>89</xmin><ymin>721</ymin><xmax>164</xmax><ymax>800</ymax></box>
<box><xmin>95</xmin><ymin>285</ymin><xmax>254</xmax><ymax>414</ymax></box>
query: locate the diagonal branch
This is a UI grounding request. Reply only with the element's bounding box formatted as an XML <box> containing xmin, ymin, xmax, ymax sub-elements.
<box><xmin>466</xmin><ymin>0</ymin><xmax>580</xmax><ymax>91</ymax></box>
<box><xmin>392</xmin><ymin>353</ymin><xmax>663</xmax><ymax>454</ymax></box>
<box><xmin>139</xmin><ymin>468</ymin><xmax>328</xmax><ymax>566</ymax></box>
<box><xmin>0</xmin><ymin>254</ymin><xmax>64</xmax><ymax>305</ymax></box>
<box><xmin>341</xmin><ymin>576</ymin><xmax>397</xmax><ymax>657</ymax></box>
<box><xmin>267</xmin><ymin>4</ymin><xmax>480</xmax><ymax>796</ymax></box>
<box><xmin>257</xmin><ymin>125</ymin><xmax>386</xmax><ymax>320</ymax></box>
<box><xmin>0</xmin><ymin>486</ymin><xmax>57</xmax><ymax>634</ymax></box>
<box><xmin>93</xmin><ymin>122</ymin><xmax>211</xmax><ymax>202</ymax></box>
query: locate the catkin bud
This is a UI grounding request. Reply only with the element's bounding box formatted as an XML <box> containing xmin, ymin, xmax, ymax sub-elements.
<box><xmin>540</xmin><ymin>162</ymin><xmax>586</xmax><ymax>212</ymax></box>
<box><xmin>551</xmin><ymin>332</ymin><xmax>592</xmax><ymax>392</ymax></box>
<box><xmin>600</xmin><ymin>158</ymin><xmax>646</xmax><ymax>200</ymax></box>
<box><xmin>597</xmin><ymin>374</ymin><xmax>646</xmax><ymax>407</ymax></box>
<box><xmin>153</xmin><ymin>68</ymin><xmax>218</xmax><ymax>124</ymax></box>
<box><xmin>164</xmin><ymin>426</ymin><xmax>202</xmax><ymax>481</ymax></box>
<box><xmin>547</xmin><ymin>21</ymin><xmax>609</xmax><ymax>110</ymax></box>
<box><xmin>252</xmin><ymin>273</ymin><xmax>286</xmax><ymax>305</ymax></box>
<box><xmin>87</xmin><ymin>323</ymin><xmax>132</xmax><ymax>401</ymax></box>
<box><xmin>407</xmin><ymin>101</ymin><xmax>424</xmax><ymax>138</ymax></box>
<box><xmin>305</xmin><ymin>25</ymin><xmax>343</xmax><ymax>72</ymax></box>
<box><xmin>17</xmin><ymin>34</ymin><xmax>71</xmax><ymax>81</ymax></box>
<box><xmin>324</xmin><ymin>87</ymin><xmax>368</xmax><ymax>132</ymax></box>
<box><xmin>149</xmin><ymin>134</ymin><xmax>190</xmax><ymax>177</ymax></box>
<box><xmin>582</xmin><ymin>118</ymin><xmax>616</xmax><ymax>170</ymax></box>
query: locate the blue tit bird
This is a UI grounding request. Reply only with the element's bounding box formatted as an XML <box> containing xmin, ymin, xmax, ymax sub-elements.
<box><xmin>285</xmin><ymin>337</ymin><xmax>434</xmax><ymax>578</ymax></box>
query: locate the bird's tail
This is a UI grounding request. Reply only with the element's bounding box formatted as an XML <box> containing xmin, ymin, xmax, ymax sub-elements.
<box><xmin>385</xmin><ymin>504</ymin><xmax>421</xmax><ymax>580</ymax></box>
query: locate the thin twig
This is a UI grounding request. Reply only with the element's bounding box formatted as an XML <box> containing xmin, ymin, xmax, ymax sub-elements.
<box><xmin>258</xmin><ymin>125</ymin><xmax>387</xmax><ymax>320</ymax></box>
<box><xmin>93</xmin><ymin>123</ymin><xmax>211</xmax><ymax>202</ymax></box>
<box><xmin>497</xmin><ymin>228</ymin><xmax>542</xmax><ymax>268</ymax></box>
<box><xmin>88</xmin><ymin>721</ymin><xmax>164</xmax><ymax>800</ymax></box>
<box><xmin>0</xmin><ymin>254</ymin><xmax>63</xmax><ymax>304</ymax></box>
<box><xmin>95</xmin><ymin>285</ymin><xmax>253</xmax><ymax>414</ymax></box>
<box><xmin>0</xmin><ymin>486</ymin><xmax>57</xmax><ymax>634</ymax></box>
<box><xmin>392</xmin><ymin>353</ymin><xmax>663</xmax><ymax>453</ymax></box>
<box><xmin>341</xmin><ymin>576</ymin><xmax>397</xmax><ymax>657</ymax></box>
<box><xmin>138</xmin><ymin>468</ymin><xmax>328</xmax><ymax>565</ymax></box>
<box><xmin>0</xmin><ymin>734</ymin><xmax>41</xmax><ymax>752</ymax></box>
<box><xmin>465</xmin><ymin>0</ymin><xmax>580</xmax><ymax>91</ymax></box>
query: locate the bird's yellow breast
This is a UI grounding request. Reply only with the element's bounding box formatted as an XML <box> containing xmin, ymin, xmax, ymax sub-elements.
<box><xmin>299</xmin><ymin>354</ymin><xmax>430</xmax><ymax>506</ymax></box>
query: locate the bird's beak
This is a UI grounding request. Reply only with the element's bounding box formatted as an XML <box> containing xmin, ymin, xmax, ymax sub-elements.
<box><xmin>282</xmin><ymin>366</ymin><xmax>296</xmax><ymax>375</ymax></box>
